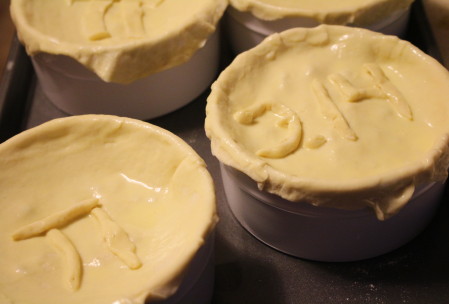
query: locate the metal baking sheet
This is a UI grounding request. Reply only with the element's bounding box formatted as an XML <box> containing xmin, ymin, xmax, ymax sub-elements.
<box><xmin>1</xmin><ymin>1</ymin><xmax>449</xmax><ymax>303</ymax></box>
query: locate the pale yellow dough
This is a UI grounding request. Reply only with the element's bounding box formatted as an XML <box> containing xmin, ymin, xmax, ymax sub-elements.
<box><xmin>230</xmin><ymin>0</ymin><xmax>414</xmax><ymax>25</ymax></box>
<box><xmin>205</xmin><ymin>25</ymin><xmax>449</xmax><ymax>220</ymax></box>
<box><xmin>0</xmin><ymin>115</ymin><xmax>217</xmax><ymax>304</ymax></box>
<box><xmin>10</xmin><ymin>0</ymin><xmax>227</xmax><ymax>83</ymax></box>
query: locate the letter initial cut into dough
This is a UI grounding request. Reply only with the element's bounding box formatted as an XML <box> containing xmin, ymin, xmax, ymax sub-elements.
<box><xmin>234</xmin><ymin>103</ymin><xmax>303</xmax><ymax>158</ymax></box>
<box><xmin>12</xmin><ymin>198</ymin><xmax>141</xmax><ymax>292</ymax></box>
<box><xmin>312</xmin><ymin>63</ymin><xmax>413</xmax><ymax>141</ymax></box>
<box><xmin>78</xmin><ymin>0</ymin><xmax>163</xmax><ymax>41</ymax></box>
<box><xmin>232</xmin><ymin>64</ymin><xmax>411</xmax><ymax>158</ymax></box>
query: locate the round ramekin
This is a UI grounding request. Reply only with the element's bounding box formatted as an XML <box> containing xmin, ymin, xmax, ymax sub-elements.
<box><xmin>31</xmin><ymin>31</ymin><xmax>219</xmax><ymax>120</ymax></box>
<box><xmin>226</xmin><ymin>1</ymin><xmax>413</xmax><ymax>53</ymax></box>
<box><xmin>0</xmin><ymin>115</ymin><xmax>217</xmax><ymax>304</ymax></box>
<box><xmin>205</xmin><ymin>25</ymin><xmax>449</xmax><ymax>262</ymax></box>
<box><xmin>10</xmin><ymin>0</ymin><xmax>227</xmax><ymax>119</ymax></box>
<box><xmin>221</xmin><ymin>164</ymin><xmax>444</xmax><ymax>262</ymax></box>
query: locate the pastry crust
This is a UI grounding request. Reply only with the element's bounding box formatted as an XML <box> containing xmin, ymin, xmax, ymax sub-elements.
<box><xmin>10</xmin><ymin>0</ymin><xmax>227</xmax><ymax>83</ymax></box>
<box><xmin>230</xmin><ymin>0</ymin><xmax>414</xmax><ymax>25</ymax></box>
<box><xmin>0</xmin><ymin>115</ymin><xmax>217</xmax><ymax>303</ymax></box>
<box><xmin>206</xmin><ymin>25</ymin><xmax>449</xmax><ymax>220</ymax></box>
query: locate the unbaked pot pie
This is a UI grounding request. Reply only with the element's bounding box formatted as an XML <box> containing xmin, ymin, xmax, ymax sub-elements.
<box><xmin>10</xmin><ymin>0</ymin><xmax>228</xmax><ymax>119</ymax></box>
<box><xmin>0</xmin><ymin>115</ymin><xmax>217</xmax><ymax>303</ymax></box>
<box><xmin>205</xmin><ymin>25</ymin><xmax>449</xmax><ymax>261</ymax></box>
<box><xmin>226</xmin><ymin>0</ymin><xmax>414</xmax><ymax>52</ymax></box>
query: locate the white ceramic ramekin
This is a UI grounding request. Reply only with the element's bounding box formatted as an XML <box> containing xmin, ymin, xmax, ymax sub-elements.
<box><xmin>31</xmin><ymin>31</ymin><xmax>220</xmax><ymax>120</ymax></box>
<box><xmin>206</xmin><ymin>25</ymin><xmax>449</xmax><ymax>262</ymax></box>
<box><xmin>226</xmin><ymin>6</ymin><xmax>411</xmax><ymax>53</ymax></box>
<box><xmin>221</xmin><ymin>164</ymin><xmax>444</xmax><ymax>262</ymax></box>
<box><xmin>0</xmin><ymin>115</ymin><xmax>218</xmax><ymax>303</ymax></box>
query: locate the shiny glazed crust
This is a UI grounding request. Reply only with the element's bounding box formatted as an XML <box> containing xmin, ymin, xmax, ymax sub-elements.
<box><xmin>229</xmin><ymin>0</ymin><xmax>414</xmax><ymax>25</ymax></box>
<box><xmin>10</xmin><ymin>0</ymin><xmax>228</xmax><ymax>83</ymax></box>
<box><xmin>205</xmin><ymin>25</ymin><xmax>449</xmax><ymax>220</ymax></box>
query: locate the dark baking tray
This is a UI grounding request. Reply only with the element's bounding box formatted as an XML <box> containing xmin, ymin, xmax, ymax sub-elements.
<box><xmin>1</xmin><ymin>1</ymin><xmax>449</xmax><ymax>303</ymax></box>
